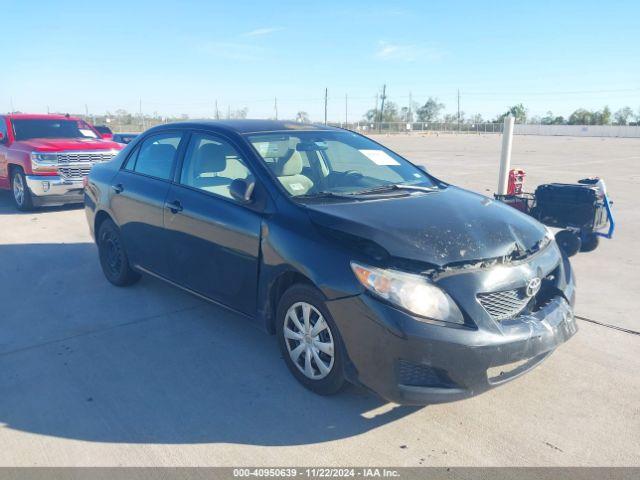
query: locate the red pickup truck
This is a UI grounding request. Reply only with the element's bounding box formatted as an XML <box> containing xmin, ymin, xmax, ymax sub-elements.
<box><xmin>0</xmin><ymin>114</ymin><xmax>122</xmax><ymax>210</ymax></box>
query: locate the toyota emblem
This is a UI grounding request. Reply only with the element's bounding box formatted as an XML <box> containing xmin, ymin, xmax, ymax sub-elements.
<box><xmin>526</xmin><ymin>277</ymin><xmax>542</xmax><ymax>297</ymax></box>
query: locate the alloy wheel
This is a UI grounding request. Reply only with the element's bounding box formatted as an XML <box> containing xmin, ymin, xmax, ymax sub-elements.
<box><xmin>13</xmin><ymin>173</ymin><xmax>24</xmax><ymax>206</ymax></box>
<box><xmin>283</xmin><ymin>301</ymin><xmax>335</xmax><ymax>380</ymax></box>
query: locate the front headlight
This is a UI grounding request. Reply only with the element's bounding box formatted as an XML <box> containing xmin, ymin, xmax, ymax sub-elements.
<box><xmin>350</xmin><ymin>261</ymin><xmax>465</xmax><ymax>324</ymax></box>
<box><xmin>30</xmin><ymin>152</ymin><xmax>59</xmax><ymax>172</ymax></box>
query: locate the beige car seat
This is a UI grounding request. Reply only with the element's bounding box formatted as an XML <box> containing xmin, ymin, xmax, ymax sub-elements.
<box><xmin>274</xmin><ymin>150</ymin><xmax>314</xmax><ymax>195</ymax></box>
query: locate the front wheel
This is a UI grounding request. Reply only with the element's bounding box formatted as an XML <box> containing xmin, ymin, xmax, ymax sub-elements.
<box><xmin>97</xmin><ymin>219</ymin><xmax>141</xmax><ymax>287</ymax></box>
<box><xmin>11</xmin><ymin>169</ymin><xmax>34</xmax><ymax>211</ymax></box>
<box><xmin>276</xmin><ymin>284</ymin><xmax>346</xmax><ymax>395</ymax></box>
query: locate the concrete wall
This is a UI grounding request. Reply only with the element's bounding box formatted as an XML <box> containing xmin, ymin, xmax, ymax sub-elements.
<box><xmin>514</xmin><ymin>124</ymin><xmax>640</xmax><ymax>138</ymax></box>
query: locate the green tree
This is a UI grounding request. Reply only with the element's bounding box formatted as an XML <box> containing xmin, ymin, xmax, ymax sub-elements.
<box><xmin>568</xmin><ymin>109</ymin><xmax>593</xmax><ymax>125</ymax></box>
<box><xmin>295</xmin><ymin>111</ymin><xmax>310</xmax><ymax>123</ymax></box>
<box><xmin>495</xmin><ymin>104</ymin><xmax>527</xmax><ymax>124</ymax></box>
<box><xmin>614</xmin><ymin>106</ymin><xmax>634</xmax><ymax>125</ymax></box>
<box><xmin>416</xmin><ymin>97</ymin><xmax>445</xmax><ymax>122</ymax></box>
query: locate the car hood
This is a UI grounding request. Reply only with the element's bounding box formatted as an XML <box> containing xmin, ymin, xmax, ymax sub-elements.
<box><xmin>305</xmin><ymin>186</ymin><xmax>548</xmax><ymax>268</ymax></box>
<box><xmin>15</xmin><ymin>138</ymin><xmax>123</xmax><ymax>152</ymax></box>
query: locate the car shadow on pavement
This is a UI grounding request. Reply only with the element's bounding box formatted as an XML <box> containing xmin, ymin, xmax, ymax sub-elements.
<box><xmin>0</xmin><ymin>190</ymin><xmax>84</xmax><ymax>215</ymax></box>
<box><xmin>0</xmin><ymin>242</ymin><xmax>423</xmax><ymax>446</ymax></box>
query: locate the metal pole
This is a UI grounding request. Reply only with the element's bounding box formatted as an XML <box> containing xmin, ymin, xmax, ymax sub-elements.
<box><xmin>498</xmin><ymin>114</ymin><xmax>515</xmax><ymax>195</ymax></box>
<box><xmin>324</xmin><ymin>88</ymin><xmax>328</xmax><ymax>125</ymax></box>
<box><xmin>274</xmin><ymin>97</ymin><xmax>278</xmax><ymax>120</ymax></box>
<box><xmin>215</xmin><ymin>100</ymin><xmax>219</xmax><ymax>119</ymax></box>
<box><xmin>457</xmin><ymin>89</ymin><xmax>460</xmax><ymax>133</ymax></box>
<box><xmin>345</xmin><ymin>93</ymin><xmax>348</xmax><ymax>126</ymax></box>
<box><xmin>378</xmin><ymin>84</ymin><xmax>386</xmax><ymax>133</ymax></box>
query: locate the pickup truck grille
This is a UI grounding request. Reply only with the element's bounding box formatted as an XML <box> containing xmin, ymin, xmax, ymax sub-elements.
<box><xmin>59</xmin><ymin>165</ymin><xmax>93</xmax><ymax>180</ymax></box>
<box><xmin>55</xmin><ymin>150</ymin><xmax>119</xmax><ymax>180</ymax></box>
<box><xmin>56</xmin><ymin>151</ymin><xmax>118</xmax><ymax>165</ymax></box>
<box><xmin>477</xmin><ymin>288</ymin><xmax>531</xmax><ymax>322</ymax></box>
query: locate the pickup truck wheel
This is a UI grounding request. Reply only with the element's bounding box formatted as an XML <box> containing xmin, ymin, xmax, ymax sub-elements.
<box><xmin>276</xmin><ymin>284</ymin><xmax>346</xmax><ymax>395</ymax></box>
<box><xmin>97</xmin><ymin>219</ymin><xmax>141</xmax><ymax>286</ymax></box>
<box><xmin>11</xmin><ymin>169</ymin><xmax>34</xmax><ymax>211</ymax></box>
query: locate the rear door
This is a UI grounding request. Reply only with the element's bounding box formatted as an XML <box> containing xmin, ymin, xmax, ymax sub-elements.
<box><xmin>163</xmin><ymin>131</ymin><xmax>262</xmax><ymax>315</ymax></box>
<box><xmin>109</xmin><ymin>131</ymin><xmax>185</xmax><ymax>277</ymax></box>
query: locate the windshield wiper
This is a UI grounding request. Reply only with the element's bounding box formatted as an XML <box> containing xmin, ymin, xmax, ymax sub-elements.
<box><xmin>352</xmin><ymin>183</ymin><xmax>439</xmax><ymax>195</ymax></box>
<box><xmin>294</xmin><ymin>191</ymin><xmax>359</xmax><ymax>200</ymax></box>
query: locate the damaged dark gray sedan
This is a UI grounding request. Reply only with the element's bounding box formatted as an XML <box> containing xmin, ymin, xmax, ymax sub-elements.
<box><xmin>85</xmin><ymin>120</ymin><xmax>577</xmax><ymax>405</ymax></box>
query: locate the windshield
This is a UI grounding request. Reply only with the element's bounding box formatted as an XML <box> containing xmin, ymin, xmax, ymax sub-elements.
<box><xmin>12</xmin><ymin>119</ymin><xmax>99</xmax><ymax>141</ymax></box>
<box><xmin>247</xmin><ymin>131</ymin><xmax>435</xmax><ymax>197</ymax></box>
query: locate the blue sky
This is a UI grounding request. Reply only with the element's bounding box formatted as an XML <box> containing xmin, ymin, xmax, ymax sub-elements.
<box><xmin>3</xmin><ymin>0</ymin><xmax>639</xmax><ymax>121</ymax></box>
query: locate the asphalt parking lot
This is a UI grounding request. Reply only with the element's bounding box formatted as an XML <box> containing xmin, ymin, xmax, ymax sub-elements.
<box><xmin>0</xmin><ymin>134</ymin><xmax>638</xmax><ymax>466</ymax></box>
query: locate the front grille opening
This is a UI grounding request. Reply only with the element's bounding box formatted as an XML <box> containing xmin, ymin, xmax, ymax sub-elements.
<box><xmin>397</xmin><ymin>360</ymin><xmax>458</xmax><ymax>389</ymax></box>
<box><xmin>478</xmin><ymin>267</ymin><xmax>562</xmax><ymax>322</ymax></box>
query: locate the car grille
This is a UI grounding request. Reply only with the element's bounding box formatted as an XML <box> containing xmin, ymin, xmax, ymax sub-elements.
<box><xmin>55</xmin><ymin>151</ymin><xmax>118</xmax><ymax>180</ymax></box>
<box><xmin>477</xmin><ymin>288</ymin><xmax>531</xmax><ymax>322</ymax></box>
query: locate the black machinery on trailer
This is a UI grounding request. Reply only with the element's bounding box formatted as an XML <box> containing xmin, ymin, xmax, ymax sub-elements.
<box><xmin>496</xmin><ymin>176</ymin><xmax>615</xmax><ymax>257</ymax></box>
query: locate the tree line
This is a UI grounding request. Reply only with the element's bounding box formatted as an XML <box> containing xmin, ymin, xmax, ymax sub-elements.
<box><xmin>362</xmin><ymin>99</ymin><xmax>640</xmax><ymax>126</ymax></box>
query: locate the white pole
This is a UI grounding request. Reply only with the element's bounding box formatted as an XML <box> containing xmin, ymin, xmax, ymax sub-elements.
<box><xmin>497</xmin><ymin>114</ymin><xmax>515</xmax><ymax>195</ymax></box>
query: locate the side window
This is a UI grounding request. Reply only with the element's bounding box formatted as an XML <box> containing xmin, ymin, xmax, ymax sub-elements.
<box><xmin>179</xmin><ymin>133</ymin><xmax>252</xmax><ymax>200</ymax></box>
<box><xmin>127</xmin><ymin>132</ymin><xmax>182</xmax><ymax>180</ymax></box>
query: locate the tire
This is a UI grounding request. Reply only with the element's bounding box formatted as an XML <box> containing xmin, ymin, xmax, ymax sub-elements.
<box><xmin>276</xmin><ymin>284</ymin><xmax>346</xmax><ymax>395</ymax></box>
<box><xmin>555</xmin><ymin>229</ymin><xmax>581</xmax><ymax>257</ymax></box>
<box><xmin>11</xmin><ymin>168</ymin><xmax>34</xmax><ymax>211</ymax></box>
<box><xmin>97</xmin><ymin>219</ymin><xmax>141</xmax><ymax>286</ymax></box>
<box><xmin>580</xmin><ymin>232</ymin><xmax>600</xmax><ymax>253</ymax></box>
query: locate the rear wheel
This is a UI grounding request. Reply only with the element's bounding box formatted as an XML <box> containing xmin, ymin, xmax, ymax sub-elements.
<box><xmin>11</xmin><ymin>168</ymin><xmax>33</xmax><ymax>211</ymax></box>
<box><xmin>580</xmin><ymin>232</ymin><xmax>600</xmax><ymax>252</ymax></box>
<box><xmin>276</xmin><ymin>284</ymin><xmax>346</xmax><ymax>395</ymax></box>
<box><xmin>555</xmin><ymin>229</ymin><xmax>581</xmax><ymax>257</ymax></box>
<box><xmin>97</xmin><ymin>219</ymin><xmax>140</xmax><ymax>286</ymax></box>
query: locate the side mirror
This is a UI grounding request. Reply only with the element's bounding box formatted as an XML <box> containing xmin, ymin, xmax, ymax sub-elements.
<box><xmin>230</xmin><ymin>179</ymin><xmax>255</xmax><ymax>204</ymax></box>
<box><xmin>0</xmin><ymin>132</ymin><xmax>6</xmax><ymax>144</ymax></box>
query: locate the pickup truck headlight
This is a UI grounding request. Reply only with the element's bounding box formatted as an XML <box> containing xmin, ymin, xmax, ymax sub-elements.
<box><xmin>350</xmin><ymin>261</ymin><xmax>465</xmax><ymax>324</ymax></box>
<box><xmin>30</xmin><ymin>152</ymin><xmax>59</xmax><ymax>172</ymax></box>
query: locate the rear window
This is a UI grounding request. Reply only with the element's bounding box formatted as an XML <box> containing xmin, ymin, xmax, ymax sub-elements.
<box><xmin>12</xmin><ymin>119</ymin><xmax>99</xmax><ymax>141</ymax></box>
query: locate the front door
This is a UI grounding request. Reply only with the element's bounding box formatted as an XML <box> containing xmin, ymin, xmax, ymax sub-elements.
<box><xmin>109</xmin><ymin>131</ymin><xmax>185</xmax><ymax>277</ymax></box>
<box><xmin>163</xmin><ymin>131</ymin><xmax>262</xmax><ymax>315</ymax></box>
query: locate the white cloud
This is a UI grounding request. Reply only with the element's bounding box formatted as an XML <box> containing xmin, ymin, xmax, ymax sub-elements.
<box><xmin>242</xmin><ymin>27</ymin><xmax>283</xmax><ymax>37</ymax></box>
<box><xmin>375</xmin><ymin>41</ymin><xmax>444</xmax><ymax>62</ymax></box>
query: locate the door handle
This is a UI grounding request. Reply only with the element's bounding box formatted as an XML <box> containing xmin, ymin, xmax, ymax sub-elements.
<box><xmin>166</xmin><ymin>199</ymin><xmax>183</xmax><ymax>214</ymax></box>
<box><xmin>112</xmin><ymin>183</ymin><xmax>124</xmax><ymax>194</ymax></box>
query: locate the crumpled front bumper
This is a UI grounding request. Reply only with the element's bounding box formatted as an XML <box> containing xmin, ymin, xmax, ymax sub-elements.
<box><xmin>25</xmin><ymin>175</ymin><xmax>84</xmax><ymax>205</ymax></box>
<box><xmin>326</xmin><ymin>252</ymin><xmax>577</xmax><ymax>405</ymax></box>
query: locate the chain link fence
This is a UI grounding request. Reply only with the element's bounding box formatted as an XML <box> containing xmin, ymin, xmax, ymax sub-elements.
<box><xmin>327</xmin><ymin>122</ymin><xmax>505</xmax><ymax>134</ymax></box>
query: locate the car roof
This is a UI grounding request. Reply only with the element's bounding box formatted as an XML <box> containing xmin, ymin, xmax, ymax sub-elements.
<box><xmin>149</xmin><ymin>119</ymin><xmax>339</xmax><ymax>135</ymax></box>
<box><xmin>5</xmin><ymin>113</ymin><xmax>82</xmax><ymax>121</ymax></box>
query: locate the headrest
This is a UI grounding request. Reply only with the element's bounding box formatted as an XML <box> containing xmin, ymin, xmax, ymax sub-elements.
<box><xmin>147</xmin><ymin>143</ymin><xmax>176</xmax><ymax>163</ymax></box>
<box><xmin>275</xmin><ymin>151</ymin><xmax>303</xmax><ymax>176</ymax></box>
<box><xmin>195</xmin><ymin>142</ymin><xmax>230</xmax><ymax>173</ymax></box>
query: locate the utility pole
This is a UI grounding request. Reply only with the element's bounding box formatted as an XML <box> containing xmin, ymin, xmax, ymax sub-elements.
<box><xmin>274</xmin><ymin>97</ymin><xmax>278</xmax><ymax>120</ymax></box>
<box><xmin>85</xmin><ymin>104</ymin><xmax>89</xmax><ymax>119</ymax></box>
<box><xmin>324</xmin><ymin>88</ymin><xmax>328</xmax><ymax>125</ymax></box>
<box><xmin>46</xmin><ymin>105</ymin><xmax>50</xmax><ymax>114</ymax></box>
<box><xmin>408</xmin><ymin>91</ymin><xmax>412</xmax><ymax>124</ymax></box>
<box><xmin>345</xmin><ymin>93</ymin><xmax>348</xmax><ymax>126</ymax></box>
<box><xmin>378</xmin><ymin>84</ymin><xmax>386</xmax><ymax>133</ymax></box>
<box><xmin>139</xmin><ymin>98</ymin><xmax>143</xmax><ymax>130</ymax></box>
<box><xmin>215</xmin><ymin>100</ymin><xmax>219</xmax><ymax>119</ymax></box>
<box><xmin>457</xmin><ymin>89</ymin><xmax>460</xmax><ymax>133</ymax></box>
<box><xmin>227</xmin><ymin>105</ymin><xmax>231</xmax><ymax>119</ymax></box>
